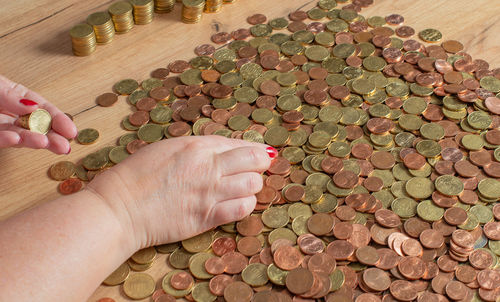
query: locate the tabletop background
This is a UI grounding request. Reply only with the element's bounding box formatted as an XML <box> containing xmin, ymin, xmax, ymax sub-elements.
<box><xmin>0</xmin><ymin>0</ymin><xmax>499</xmax><ymax>301</ymax></box>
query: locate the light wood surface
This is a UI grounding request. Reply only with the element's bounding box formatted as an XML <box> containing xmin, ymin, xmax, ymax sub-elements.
<box><xmin>0</xmin><ymin>0</ymin><xmax>499</xmax><ymax>301</ymax></box>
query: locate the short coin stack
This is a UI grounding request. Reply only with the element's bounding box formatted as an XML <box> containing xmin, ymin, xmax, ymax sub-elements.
<box><xmin>87</xmin><ymin>12</ymin><xmax>115</xmax><ymax>44</ymax></box>
<box><xmin>108</xmin><ymin>1</ymin><xmax>135</xmax><ymax>33</ymax></box>
<box><xmin>154</xmin><ymin>0</ymin><xmax>175</xmax><ymax>13</ymax></box>
<box><xmin>69</xmin><ymin>23</ymin><xmax>97</xmax><ymax>56</ymax></box>
<box><xmin>56</xmin><ymin>0</ymin><xmax>500</xmax><ymax>301</ymax></box>
<box><xmin>130</xmin><ymin>0</ymin><xmax>155</xmax><ymax>24</ymax></box>
<box><xmin>181</xmin><ymin>0</ymin><xmax>205</xmax><ymax>23</ymax></box>
<box><xmin>204</xmin><ymin>0</ymin><xmax>223</xmax><ymax>13</ymax></box>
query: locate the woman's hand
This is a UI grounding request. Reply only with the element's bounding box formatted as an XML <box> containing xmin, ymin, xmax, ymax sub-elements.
<box><xmin>87</xmin><ymin>135</ymin><xmax>276</xmax><ymax>250</ymax></box>
<box><xmin>0</xmin><ymin>75</ymin><xmax>77</xmax><ymax>154</ymax></box>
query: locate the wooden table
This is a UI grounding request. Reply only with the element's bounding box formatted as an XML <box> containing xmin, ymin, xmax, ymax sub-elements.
<box><xmin>0</xmin><ymin>0</ymin><xmax>499</xmax><ymax>301</ymax></box>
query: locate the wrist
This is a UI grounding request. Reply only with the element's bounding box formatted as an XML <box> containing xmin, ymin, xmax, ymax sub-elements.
<box><xmin>83</xmin><ymin>175</ymin><xmax>141</xmax><ymax>255</ymax></box>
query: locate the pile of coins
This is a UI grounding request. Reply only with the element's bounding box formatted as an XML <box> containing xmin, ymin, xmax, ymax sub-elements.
<box><xmin>70</xmin><ymin>0</ymin><xmax>241</xmax><ymax>56</ymax></box>
<box><xmin>181</xmin><ymin>0</ymin><xmax>205</xmax><ymax>24</ymax></box>
<box><xmin>87</xmin><ymin>12</ymin><xmax>115</xmax><ymax>44</ymax></box>
<box><xmin>109</xmin><ymin>1</ymin><xmax>135</xmax><ymax>33</ymax></box>
<box><xmin>154</xmin><ymin>0</ymin><xmax>175</xmax><ymax>13</ymax></box>
<box><xmin>130</xmin><ymin>0</ymin><xmax>155</xmax><ymax>24</ymax></box>
<box><xmin>204</xmin><ymin>0</ymin><xmax>223</xmax><ymax>13</ymax></box>
<box><xmin>69</xmin><ymin>23</ymin><xmax>97</xmax><ymax>56</ymax></box>
<box><xmin>58</xmin><ymin>0</ymin><xmax>500</xmax><ymax>301</ymax></box>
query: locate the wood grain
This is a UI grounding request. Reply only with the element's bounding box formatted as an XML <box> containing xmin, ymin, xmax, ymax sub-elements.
<box><xmin>0</xmin><ymin>0</ymin><xmax>498</xmax><ymax>301</ymax></box>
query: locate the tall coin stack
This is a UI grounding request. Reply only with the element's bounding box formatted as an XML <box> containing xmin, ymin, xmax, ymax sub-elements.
<box><xmin>109</xmin><ymin>1</ymin><xmax>134</xmax><ymax>33</ymax></box>
<box><xmin>181</xmin><ymin>0</ymin><xmax>205</xmax><ymax>23</ymax></box>
<box><xmin>204</xmin><ymin>0</ymin><xmax>222</xmax><ymax>13</ymax></box>
<box><xmin>130</xmin><ymin>0</ymin><xmax>154</xmax><ymax>24</ymax></box>
<box><xmin>154</xmin><ymin>0</ymin><xmax>175</xmax><ymax>13</ymax></box>
<box><xmin>86</xmin><ymin>12</ymin><xmax>115</xmax><ymax>44</ymax></box>
<box><xmin>70</xmin><ymin>24</ymin><xmax>97</xmax><ymax>56</ymax></box>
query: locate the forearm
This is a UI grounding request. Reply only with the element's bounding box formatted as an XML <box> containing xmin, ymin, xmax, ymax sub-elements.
<box><xmin>0</xmin><ymin>189</ymin><xmax>135</xmax><ymax>301</ymax></box>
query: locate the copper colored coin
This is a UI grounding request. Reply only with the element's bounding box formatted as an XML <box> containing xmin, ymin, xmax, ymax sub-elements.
<box><xmin>136</xmin><ymin>97</ymin><xmax>157</xmax><ymax>111</ymax></box>
<box><xmin>152</xmin><ymin>289</ymin><xmax>166</xmax><ymax>300</ymax></box>
<box><xmin>431</xmin><ymin>272</ymin><xmax>454</xmax><ymax>294</ymax></box>
<box><xmin>402</xmin><ymin>153</ymin><xmax>426</xmax><ymax>170</ymax></box>
<box><xmin>445</xmin><ymin>280</ymin><xmax>468</xmax><ymax>301</ymax></box>
<box><xmin>255</xmin><ymin>186</ymin><xmax>277</xmax><ymax>204</ymax></box>
<box><xmin>151</xmin><ymin>68</ymin><xmax>170</xmax><ymax>79</ymax></box>
<box><xmin>356</xmin><ymin>246</ymin><xmax>380</xmax><ymax>266</ymax></box>
<box><xmin>231</xmin><ymin>28</ymin><xmax>251</xmax><ymax>40</ymax></box>
<box><xmin>307</xmin><ymin>213</ymin><xmax>334</xmax><ymax>236</ymax></box>
<box><xmin>363</xmin><ymin>176</ymin><xmax>384</xmax><ymax>192</ymax></box>
<box><xmin>59</xmin><ymin>178</ymin><xmax>83</xmax><ymax>195</ymax></box>
<box><xmin>333</xmin><ymin>170</ymin><xmax>358</xmax><ymax>189</ymax></box>
<box><xmin>236</xmin><ymin>215</ymin><xmax>263</xmax><ymax>237</ymax></box>
<box><xmin>432</xmin><ymin>191</ymin><xmax>458</xmax><ymax>208</ymax></box>
<box><xmin>288</xmin><ymin>10</ymin><xmax>307</xmax><ymax>21</ymax></box>
<box><xmin>221</xmin><ymin>251</ymin><xmax>248</xmax><ymax>274</ymax></box>
<box><xmin>260</xmin><ymin>80</ymin><xmax>281</xmax><ymax>96</ymax></box>
<box><xmin>419</xmin><ymin>229</ymin><xmax>444</xmax><ymax>249</ymax></box>
<box><xmin>375</xmin><ymin>209</ymin><xmax>401</xmax><ymax>228</ymax></box>
<box><xmin>401</xmin><ymin>238</ymin><xmax>423</xmax><ymax>257</ymax></box>
<box><xmin>194</xmin><ymin>44</ymin><xmax>215</xmax><ymax>56</ymax></box>
<box><xmin>209</xmin><ymin>274</ymin><xmax>233</xmax><ymax>296</ymax></box>
<box><xmin>211</xmin><ymin>32</ymin><xmax>231</xmax><ymax>44</ymax></box>
<box><xmin>484</xmin><ymin>222</ymin><xmax>500</xmax><ymax>240</ymax></box>
<box><xmin>168</xmin><ymin>121</ymin><xmax>191</xmax><ymax>137</ymax></box>
<box><xmin>149</xmin><ymin>87</ymin><xmax>170</xmax><ymax>101</ymax></box>
<box><xmin>390</xmin><ymin>280</ymin><xmax>417</xmax><ymax>301</ymax></box>
<box><xmin>274</xmin><ymin>245</ymin><xmax>303</xmax><ymax>271</ymax></box>
<box><xmin>126</xmin><ymin>139</ymin><xmax>148</xmax><ymax>154</ymax></box>
<box><xmin>168</xmin><ymin>60</ymin><xmax>190</xmax><ymax>73</ymax></box>
<box><xmin>437</xmin><ymin>255</ymin><xmax>458</xmax><ymax>272</ymax></box>
<box><xmin>493</xmin><ymin>203</ymin><xmax>500</xmax><ymax>221</ymax></box>
<box><xmin>237</xmin><ymin>236</ymin><xmax>262</xmax><ymax>257</ymax></box>
<box><xmin>170</xmin><ymin>271</ymin><xmax>194</xmax><ymax>290</ymax></box>
<box><xmin>326</xmin><ymin>240</ymin><xmax>355</xmax><ymax>260</ymax></box>
<box><xmin>404</xmin><ymin>217</ymin><xmax>430</xmax><ymax>238</ymax></box>
<box><xmin>351</xmin><ymin>143</ymin><xmax>373</xmax><ymax>159</ymax></box>
<box><xmin>320</xmin><ymin>157</ymin><xmax>344</xmax><ymax>174</ymax></box>
<box><xmin>224</xmin><ymin>281</ymin><xmax>253</xmax><ymax>302</ymax></box>
<box><xmin>204</xmin><ymin>256</ymin><xmax>226</xmax><ymax>275</ymax></box>
<box><xmin>451</xmin><ymin>229</ymin><xmax>474</xmax><ymax>249</ymax></box>
<box><xmin>371</xmin><ymin>151</ymin><xmax>395</xmax><ymax>169</ymax></box>
<box><xmin>443</xmin><ymin>207</ymin><xmax>468</xmax><ymax>225</ymax></box>
<box><xmin>485</xmin><ymin>129</ymin><xmax>500</xmax><ymax>145</ymax></box>
<box><xmin>477</xmin><ymin>269</ymin><xmax>500</xmax><ymax>290</ymax></box>
<box><xmin>376</xmin><ymin>248</ymin><xmax>400</xmax><ymax>270</ymax></box>
<box><xmin>247</xmin><ymin>13</ymin><xmax>266</xmax><ymax>24</ymax></box>
<box><xmin>96</xmin><ymin>92</ymin><xmax>118</xmax><ymax>107</ymax></box>
<box><xmin>287</xmin><ymin>21</ymin><xmax>307</xmax><ymax>32</ymax></box>
<box><xmin>363</xmin><ymin>268</ymin><xmax>391</xmax><ymax>291</ymax></box>
<box><xmin>285</xmin><ymin>268</ymin><xmax>314</xmax><ymax>295</ymax></box>
<box><xmin>395</xmin><ymin>26</ymin><xmax>415</xmax><ymax>38</ymax></box>
<box><xmin>129</xmin><ymin>110</ymin><xmax>149</xmax><ymax>126</ymax></box>
<box><xmin>297</xmin><ymin>233</ymin><xmax>324</xmax><ymax>255</ymax></box>
<box><xmin>335</xmin><ymin>205</ymin><xmax>356</xmax><ymax>221</ymax></box>
<box><xmin>307</xmin><ymin>253</ymin><xmax>336</xmax><ymax>275</ymax></box>
<box><xmin>333</xmin><ymin>221</ymin><xmax>353</xmax><ymax>240</ymax></box>
<box><xmin>283</xmin><ymin>185</ymin><xmax>305</xmax><ymax>202</ymax></box>
<box><xmin>398</xmin><ymin>256</ymin><xmax>426</xmax><ymax>280</ymax></box>
<box><xmin>268</xmin><ymin>157</ymin><xmax>292</xmax><ymax>175</ymax></box>
<box><xmin>329</xmin><ymin>85</ymin><xmax>350</xmax><ymax>100</ymax></box>
<box><xmin>289</xmin><ymin>169</ymin><xmax>309</xmax><ymax>184</ymax></box>
<box><xmin>456</xmin><ymin>265</ymin><xmax>477</xmax><ymax>283</ymax></box>
<box><xmin>155</xmin><ymin>294</ymin><xmax>176</xmax><ymax>302</ymax></box>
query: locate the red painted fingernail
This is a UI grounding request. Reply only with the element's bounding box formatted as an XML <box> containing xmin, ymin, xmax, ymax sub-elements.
<box><xmin>266</xmin><ymin>146</ymin><xmax>278</xmax><ymax>158</ymax></box>
<box><xmin>20</xmin><ymin>99</ymin><xmax>38</xmax><ymax>106</ymax></box>
<box><xmin>66</xmin><ymin>146</ymin><xmax>71</xmax><ymax>155</ymax></box>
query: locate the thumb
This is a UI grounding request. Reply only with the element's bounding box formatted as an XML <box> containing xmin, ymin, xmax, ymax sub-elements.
<box><xmin>0</xmin><ymin>75</ymin><xmax>39</xmax><ymax>116</ymax></box>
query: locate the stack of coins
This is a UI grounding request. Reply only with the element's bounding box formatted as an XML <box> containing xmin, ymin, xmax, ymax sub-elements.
<box><xmin>130</xmin><ymin>0</ymin><xmax>154</xmax><ymax>24</ymax></box>
<box><xmin>108</xmin><ymin>1</ymin><xmax>134</xmax><ymax>33</ymax></box>
<box><xmin>69</xmin><ymin>24</ymin><xmax>97</xmax><ymax>56</ymax></box>
<box><xmin>181</xmin><ymin>0</ymin><xmax>204</xmax><ymax>23</ymax></box>
<box><xmin>204</xmin><ymin>0</ymin><xmax>222</xmax><ymax>13</ymax></box>
<box><xmin>154</xmin><ymin>0</ymin><xmax>175</xmax><ymax>13</ymax></box>
<box><xmin>86</xmin><ymin>12</ymin><xmax>115</xmax><ymax>44</ymax></box>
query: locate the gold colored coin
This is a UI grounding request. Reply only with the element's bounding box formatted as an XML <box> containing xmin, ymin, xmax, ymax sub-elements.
<box><xmin>77</xmin><ymin>128</ymin><xmax>100</xmax><ymax>145</ymax></box>
<box><xmin>123</xmin><ymin>272</ymin><xmax>155</xmax><ymax>300</ymax></box>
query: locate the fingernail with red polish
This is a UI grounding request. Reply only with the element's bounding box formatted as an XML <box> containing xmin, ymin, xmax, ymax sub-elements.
<box><xmin>20</xmin><ymin>99</ymin><xmax>38</xmax><ymax>106</ymax></box>
<box><xmin>266</xmin><ymin>146</ymin><xmax>278</xmax><ymax>158</ymax></box>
